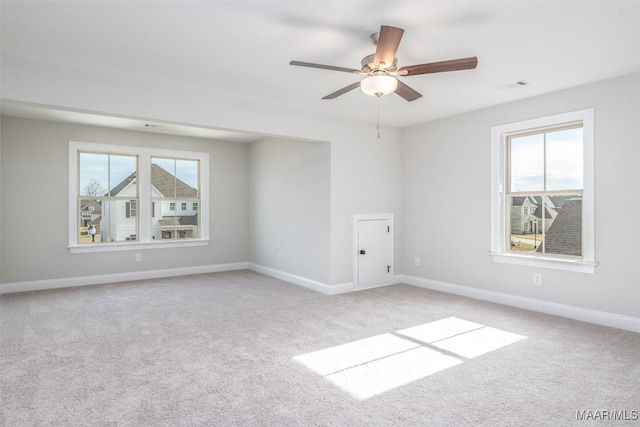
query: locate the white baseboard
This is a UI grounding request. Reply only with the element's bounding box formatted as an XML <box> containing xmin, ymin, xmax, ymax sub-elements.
<box><xmin>3</xmin><ymin>265</ymin><xmax>637</xmax><ymax>334</ymax></box>
<box><xmin>396</xmin><ymin>274</ymin><xmax>640</xmax><ymax>334</ymax></box>
<box><xmin>0</xmin><ymin>262</ymin><xmax>249</xmax><ymax>294</ymax></box>
<box><xmin>247</xmin><ymin>263</ymin><xmax>354</xmax><ymax>295</ymax></box>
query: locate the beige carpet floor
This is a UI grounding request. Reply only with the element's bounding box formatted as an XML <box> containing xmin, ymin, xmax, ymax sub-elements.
<box><xmin>1</xmin><ymin>270</ymin><xmax>639</xmax><ymax>426</ymax></box>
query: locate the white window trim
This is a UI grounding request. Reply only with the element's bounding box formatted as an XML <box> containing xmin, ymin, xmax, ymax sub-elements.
<box><xmin>68</xmin><ymin>141</ymin><xmax>209</xmax><ymax>253</ymax></box>
<box><xmin>490</xmin><ymin>109</ymin><xmax>595</xmax><ymax>273</ymax></box>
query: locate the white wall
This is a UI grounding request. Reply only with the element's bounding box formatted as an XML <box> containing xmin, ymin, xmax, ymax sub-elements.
<box><xmin>0</xmin><ymin>116</ymin><xmax>249</xmax><ymax>282</ymax></box>
<box><xmin>401</xmin><ymin>72</ymin><xmax>640</xmax><ymax>318</ymax></box>
<box><xmin>249</xmin><ymin>137</ymin><xmax>330</xmax><ymax>283</ymax></box>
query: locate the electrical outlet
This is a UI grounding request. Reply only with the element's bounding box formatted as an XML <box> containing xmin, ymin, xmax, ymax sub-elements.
<box><xmin>414</xmin><ymin>257</ymin><xmax>421</xmax><ymax>267</ymax></box>
<box><xmin>533</xmin><ymin>273</ymin><xmax>542</xmax><ymax>285</ymax></box>
<box><xmin>135</xmin><ymin>253</ymin><xmax>142</xmax><ymax>262</ymax></box>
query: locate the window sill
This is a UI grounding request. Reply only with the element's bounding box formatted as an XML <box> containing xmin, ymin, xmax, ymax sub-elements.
<box><xmin>490</xmin><ymin>252</ymin><xmax>596</xmax><ymax>274</ymax></box>
<box><xmin>69</xmin><ymin>239</ymin><xmax>210</xmax><ymax>253</ymax></box>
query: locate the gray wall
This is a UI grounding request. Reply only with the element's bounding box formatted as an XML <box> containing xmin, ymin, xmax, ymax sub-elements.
<box><xmin>0</xmin><ymin>116</ymin><xmax>250</xmax><ymax>282</ymax></box>
<box><xmin>1</xmin><ymin>54</ymin><xmax>404</xmax><ymax>287</ymax></box>
<box><xmin>249</xmin><ymin>137</ymin><xmax>330</xmax><ymax>283</ymax></box>
<box><xmin>401</xmin><ymin>72</ymin><xmax>640</xmax><ymax>318</ymax></box>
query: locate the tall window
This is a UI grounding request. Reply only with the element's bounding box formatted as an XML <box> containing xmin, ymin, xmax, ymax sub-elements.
<box><xmin>151</xmin><ymin>157</ymin><xmax>200</xmax><ymax>240</ymax></box>
<box><xmin>507</xmin><ymin>124</ymin><xmax>583</xmax><ymax>257</ymax></box>
<box><xmin>491</xmin><ymin>109</ymin><xmax>595</xmax><ymax>273</ymax></box>
<box><xmin>69</xmin><ymin>141</ymin><xmax>209</xmax><ymax>252</ymax></box>
<box><xmin>78</xmin><ymin>152</ymin><xmax>138</xmax><ymax>243</ymax></box>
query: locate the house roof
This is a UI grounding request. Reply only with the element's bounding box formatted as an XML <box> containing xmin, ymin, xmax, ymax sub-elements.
<box><xmin>532</xmin><ymin>204</ymin><xmax>555</xmax><ymax>220</ymax></box>
<box><xmin>160</xmin><ymin>214</ymin><xmax>198</xmax><ymax>227</ymax></box>
<box><xmin>511</xmin><ymin>196</ymin><xmax>537</xmax><ymax>207</ymax></box>
<box><xmin>537</xmin><ymin>198</ymin><xmax>582</xmax><ymax>256</ymax></box>
<box><xmin>151</xmin><ymin>164</ymin><xmax>197</xmax><ymax>198</ymax></box>
<box><xmin>109</xmin><ymin>164</ymin><xmax>197</xmax><ymax>198</ymax></box>
<box><xmin>108</xmin><ymin>172</ymin><xmax>135</xmax><ymax>197</ymax></box>
<box><xmin>547</xmin><ymin>195</ymin><xmax>576</xmax><ymax>209</ymax></box>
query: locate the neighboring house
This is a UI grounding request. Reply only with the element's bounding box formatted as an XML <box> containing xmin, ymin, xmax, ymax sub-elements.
<box><xmin>101</xmin><ymin>164</ymin><xmax>198</xmax><ymax>241</ymax></box>
<box><xmin>537</xmin><ymin>198</ymin><xmax>582</xmax><ymax>256</ymax></box>
<box><xmin>511</xmin><ymin>195</ymin><xmax>560</xmax><ymax>235</ymax></box>
<box><xmin>79</xmin><ymin>199</ymin><xmax>102</xmax><ymax>233</ymax></box>
<box><xmin>510</xmin><ymin>196</ymin><xmax>539</xmax><ymax>234</ymax></box>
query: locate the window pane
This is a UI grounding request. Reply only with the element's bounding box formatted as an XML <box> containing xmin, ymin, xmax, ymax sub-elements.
<box><xmin>546</xmin><ymin>127</ymin><xmax>583</xmax><ymax>191</ymax></box>
<box><xmin>79</xmin><ymin>199</ymin><xmax>103</xmax><ymax>243</ymax></box>
<box><xmin>508</xmin><ymin>194</ymin><xmax>582</xmax><ymax>257</ymax></box>
<box><xmin>543</xmin><ymin>196</ymin><xmax>582</xmax><ymax>257</ymax></box>
<box><xmin>508</xmin><ymin>196</ymin><xmax>541</xmax><ymax>253</ymax></box>
<box><xmin>79</xmin><ymin>153</ymin><xmax>108</xmax><ymax>196</ymax></box>
<box><xmin>79</xmin><ymin>153</ymin><xmax>136</xmax><ymax>197</ymax></box>
<box><xmin>509</xmin><ymin>134</ymin><xmax>544</xmax><ymax>192</ymax></box>
<box><xmin>109</xmin><ymin>155</ymin><xmax>137</xmax><ymax>196</ymax></box>
<box><xmin>151</xmin><ymin>157</ymin><xmax>198</xmax><ymax>198</ymax></box>
<box><xmin>154</xmin><ymin>199</ymin><xmax>199</xmax><ymax>240</ymax></box>
<box><xmin>78</xmin><ymin>199</ymin><xmax>138</xmax><ymax>243</ymax></box>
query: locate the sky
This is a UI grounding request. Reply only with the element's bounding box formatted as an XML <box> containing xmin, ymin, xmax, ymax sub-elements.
<box><xmin>79</xmin><ymin>153</ymin><xmax>198</xmax><ymax>196</ymax></box>
<box><xmin>509</xmin><ymin>127</ymin><xmax>583</xmax><ymax>192</ymax></box>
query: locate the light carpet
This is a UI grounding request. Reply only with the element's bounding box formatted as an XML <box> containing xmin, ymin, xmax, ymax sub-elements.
<box><xmin>1</xmin><ymin>270</ymin><xmax>639</xmax><ymax>426</ymax></box>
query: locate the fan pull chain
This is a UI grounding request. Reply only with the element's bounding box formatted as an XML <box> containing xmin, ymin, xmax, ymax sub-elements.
<box><xmin>376</xmin><ymin>96</ymin><xmax>381</xmax><ymax>139</ymax></box>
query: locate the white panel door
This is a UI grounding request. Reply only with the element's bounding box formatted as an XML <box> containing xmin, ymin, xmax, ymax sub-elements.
<box><xmin>357</xmin><ymin>218</ymin><xmax>392</xmax><ymax>287</ymax></box>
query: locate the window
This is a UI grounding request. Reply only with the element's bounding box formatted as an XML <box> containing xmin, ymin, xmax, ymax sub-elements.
<box><xmin>151</xmin><ymin>157</ymin><xmax>200</xmax><ymax>240</ymax></box>
<box><xmin>490</xmin><ymin>109</ymin><xmax>595</xmax><ymax>273</ymax></box>
<box><xmin>69</xmin><ymin>142</ymin><xmax>209</xmax><ymax>252</ymax></box>
<box><xmin>126</xmin><ymin>200</ymin><xmax>137</xmax><ymax>218</ymax></box>
<box><xmin>193</xmin><ymin>202</ymin><xmax>198</xmax><ymax>211</ymax></box>
<box><xmin>77</xmin><ymin>152</ymin><xmax>137</xmax><ymax>244</ymax></box>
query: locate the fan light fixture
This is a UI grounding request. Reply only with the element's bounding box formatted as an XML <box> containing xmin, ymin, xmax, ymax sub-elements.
<box><xmin>361</xmin><ymin>74</ymin><xmax>398</xmax><ymax>97</ymax></box>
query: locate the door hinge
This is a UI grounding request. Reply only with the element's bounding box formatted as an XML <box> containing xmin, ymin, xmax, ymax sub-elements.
<box><xmin>387</xmin><ymin>265</ymin><xmax>391</xmax><ymax>273</ymax></box>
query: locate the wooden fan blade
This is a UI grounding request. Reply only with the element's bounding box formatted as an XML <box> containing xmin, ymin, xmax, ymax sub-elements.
<box><xmin>373</xmin><ymin>26</ymin><xmax>404</xmax><ymax>69</ymax></box>
<box><xmin>322</xmin><ymin>82</ymin><xmax>361</xmax><ymax>99</ymax></box>
<box><xmin>395</xmin><ymin>80</ymin><xmax>422</xmax><ymax>102</ymax></box>
<box><xmin>290</xmin><ymin>60</ymin><xmax>362</xmax><ymax>74</ymax></box>
<box><xmin>398</xmin><ymin>57</ymin><xmax>478</xmax><ymax>76</ymax></box>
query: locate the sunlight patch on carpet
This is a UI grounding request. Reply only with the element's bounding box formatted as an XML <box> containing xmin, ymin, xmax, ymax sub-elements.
<box><xmin>293</xmin><ymin>333</ymin><xmax>419</xmax><ymax>376</ymax></box>
<box><xmin>324</xmin><ymin>346</ymin><xmax>462</xmax><ymax>400</ymax></box>
<box><xmin>431</xmin><ymin>325</ymin><xmax>527</xmax><ymax>359</ymax></box>
<box><xmin>294</xmin><ymin>317</ymin><xmax>527</xmax><ymax>400</ymax></box>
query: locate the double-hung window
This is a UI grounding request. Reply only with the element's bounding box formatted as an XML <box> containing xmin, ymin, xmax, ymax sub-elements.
<box><xmin>69</xmin><ymin>141</ymin><xmax>209</xmax><ymax>252</ymax></box>
<box><xmin>490</xmin><ymin>109</ymin><xmax>595</xmax><ymax>273</ymax></box>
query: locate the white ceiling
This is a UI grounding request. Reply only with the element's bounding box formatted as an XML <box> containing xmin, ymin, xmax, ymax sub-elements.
<box><xmin>2</xmin><ymin>1</ymin><xmax>640</xmax><ymax>136</ymax></box>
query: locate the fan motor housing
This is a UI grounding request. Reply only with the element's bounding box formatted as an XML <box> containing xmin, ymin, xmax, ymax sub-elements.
<box><xmin>361</xmin><ymin>54</ymin><xmax>398</xmax><ymax>74</ymax></box>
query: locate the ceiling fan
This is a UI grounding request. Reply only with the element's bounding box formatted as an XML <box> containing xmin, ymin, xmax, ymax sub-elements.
<box><xmin>290</xmin><ymin>25</ymin><xmax>478</xmax><ymax>102</ymax></box>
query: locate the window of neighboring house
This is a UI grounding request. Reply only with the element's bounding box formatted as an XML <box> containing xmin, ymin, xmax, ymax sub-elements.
<box><xmin>193</xmin><ymin>202</ymin><xmax>198</xmax><ymax>211</ymax></box>
<box><xmin>69</xmin><ymin>141</ymin><xmax>209</xmax><ymax>252</ymax></box>
<box><xmin>490</xmin><ymin>109</ymin><xmax>595</xmax><ymax>273</ymax></box>
<box><xmin>126</xmin><ymin>200</ymin><xmax>137</xmax><ymax>218</ymax></box>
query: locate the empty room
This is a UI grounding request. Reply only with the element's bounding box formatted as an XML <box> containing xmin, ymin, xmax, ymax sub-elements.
<box><xmin>1</xmin><ymin>1</ymin><xmax>639</xmax><ymax>426</ymax></box>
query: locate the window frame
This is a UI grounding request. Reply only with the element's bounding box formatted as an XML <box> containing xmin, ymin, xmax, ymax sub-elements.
<box><xmin>490</xmin><ymin>109</ymin><xmax>595</xmax><ymax>273</ymax></box>
<box><xmin>69</xmin><ymin>141</ymin><xmax>209</xmax><ymax>253</ymax></box>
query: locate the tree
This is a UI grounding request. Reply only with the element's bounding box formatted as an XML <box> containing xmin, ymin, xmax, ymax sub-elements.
<box><xmin>83</xmin><ymin>179</ymin><xmax>106</xmax><ymax>197</ymax></box>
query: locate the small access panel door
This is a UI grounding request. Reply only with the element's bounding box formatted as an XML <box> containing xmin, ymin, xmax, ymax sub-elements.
<box><xmin>355</xmin><ymin>215</ymin><xmax>393</xmax><ymax>288</ymax></box>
